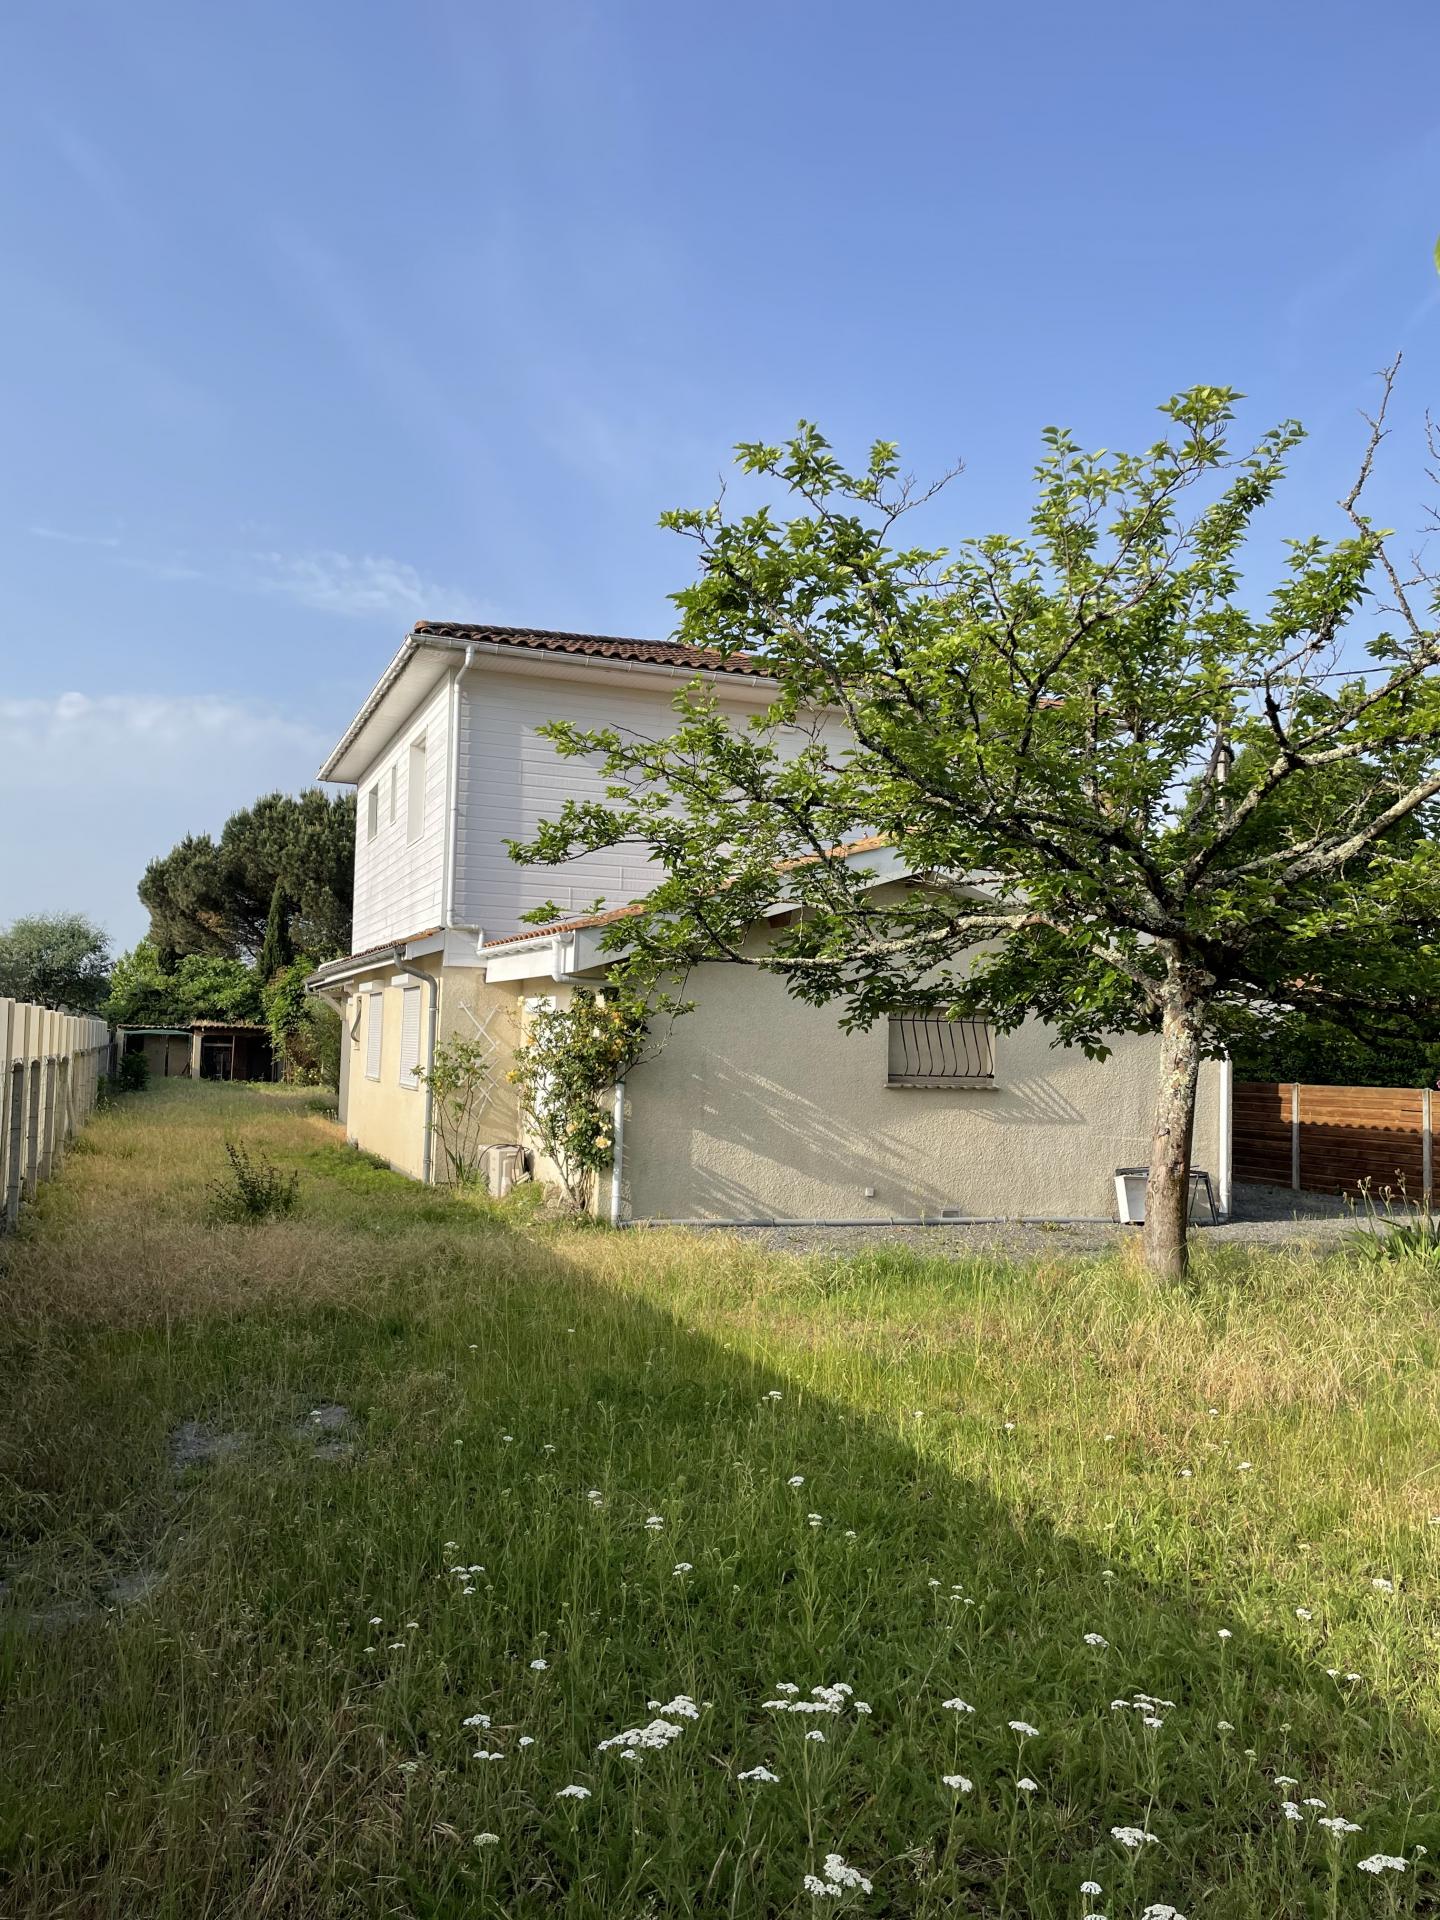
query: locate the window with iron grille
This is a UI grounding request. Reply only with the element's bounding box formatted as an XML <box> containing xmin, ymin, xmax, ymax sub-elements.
<box><xmin>886</xmin><ymin>1012</ymin><xmax>995</xmax><ymax>1087</ymax></box>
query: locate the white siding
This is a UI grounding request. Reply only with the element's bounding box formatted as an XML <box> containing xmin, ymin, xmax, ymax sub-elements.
<box><xmin>350</xmin><ymin>677</ymin><xmax>452</xmax><ymax>950</ymax></box>
<box><xmin>453</xmin><ymin>669</ymin><xmax>840</xmax><ymax>938</ymax></box>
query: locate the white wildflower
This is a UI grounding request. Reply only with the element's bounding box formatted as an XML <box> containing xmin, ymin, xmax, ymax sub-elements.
<box><xmin>472</xmin><ymin>1749</ymin><xmax>504</xmax><ymax>1762</ymax></box>
<box><xmin>787</xmin><ymin>1475</ymin><xmax>805</xmax><ymax>1487</ymax></box>
<box><xmin>818</xmin><ymin>1853</ymin><xmax>872</xmax><ymax>1894</ymax></box>
<box><xmin>597</xmin><ymin>1718</ymin><xmax>685</xmax><ymax>1754</ymax></box>
<box><xmin>1218</xmin><ymin>1720</ymin><xmax>1234</xmax><ymax>1731</ymax></box>
<box><xmin>673</xmin><ymin>1562</ymin><xmax>694</xmax><ymax>1574</ymax></box>
<box><xmin>774</xmin><ymin>1682</ymin><xmax>800</xmax><ymax>1696</ymax></box>
<box><xmin>1017</xmin><ymin>1776</ymin><xmax>1038</xmax><ymax>1792</ymax></box>
<box><xmin>1372</xmin><ymin>1576</ymin><xmax>1395</xmax><ymax>1592</ymax></box>
<box><xmin>1357</xmin><ymin>1855</ymin><xmax>1407</xmax><ymax>1874</ymax></box>
<box><xmin>518</xmin><ymin>1735</ymin><xmax>534</xmax><ymax>1747</ymax></box>
<box><xmin>1140</xmin><ymin>1907</ymin><xmax>1186</xmax><ymax>1920</ymax></box>
<box><xmin>1303</xmin><ymin>1797</ymin><xmax>1327</xmax><ymax>1808</ymax></box>
<box><xmin>1318</xmin><ymin>1817</ymin><xmax>1362</xmax><ymax>1834</ymax></box>
<box><xmin>738</xmin><ymin>1765</ymin><xmax>779</xmax><ymax>1782</ymax></box>
<box><xmin>1080</xmin><ymin>1883</ymin><xmax>1102</xmax><ymax>1897</ymax></box>
<box><xmin>806</xmin><ymin>1729</ymin><xmax>826</xmax><ymax>1742</ymax></box>
<box><xmin>1281</xmin><ymin>1802</ymin><xmax>1304</xmax><ymax>1822</ymax></box>
<box><xmin>529</xmin><ymin>1658</ymin><xmax>549</xmax><ymax>1671</ymax></box>
<box><xmin>1295</xmin><ymin>1607</ymin><xmax>1312</xmax><ymax>1621</ymax></box>
<box><xmin>1009</xmin><ymin>1720</ymin><xmax>1040</xmax><ymax>1737</ymax></box>
<box><xmin>1111</xmin><ymin>1826</ymin><xmax>1158</xmax><ymax>1848</ymax></box>
<box><xmin>1083</xmin><ymin>1632</ymin><xmax>1109</xmax><ymax>1647</ymax></box>
<box><xmin>1217</xmin><ymin>1628</ymin><xmax>1233</xmax><ymax>1640</ymax></box>
<box><xmin>473</xmin><ymin>1831</ymin><xmax>499</xmax><ymax>1847</ymax></box>
<box><xmin>942</xmin><ymin>1774</ymin><xmax>973</xmax><ymax>1792</ymax></box>
<box><xmin>942</xmin><ymin>1697</ymin><xmax>975</xmax><ymax>1713</ymax></box>
<box><xmin>461</xmin><ymin>1712</ymin><xmax>491</xmax><ymax>1729</ymax></box>
<box><xmin>556</xmin><ymin>1783</ymin><xmax>591</xmax><ymax>1800</ymax></box>
<box><xmin>1274</xmin><ymin>1775</ymin><xmax>1299</xmax><ymax>1787</ymax></box>
<box><xmin>644</xmin><ymin>1516</ymin><xmax>665</xmax><ymax>1530</ymax></box>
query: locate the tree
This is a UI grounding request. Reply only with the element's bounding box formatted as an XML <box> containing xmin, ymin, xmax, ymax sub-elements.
<box><xmin>514</xmin><ymin>370</ymin><xmax>1440</xmax><ymax>1279</ymax></box>
<box><xmin>139</xmin><ymin>789</ymin><xmax>354</xmax><ymax>964</ymax></box>
<box><xmin>509</xmin><ymin>992</ymin><xmax>649</xmax><ymax>1213</ymax></box>
<box><xmin>257</xmin><ymin>881</ymin><xmax>295</xmax><ymax>986</ymax></box>
<box><xmin>0</xmin><ymin>913</ymin><xmax>110</xmax><ymax>1012</ymax></box>
<box><xmin>417</xmin><ymin>1034</ymin><xmax>497</xmax><ymax>1187</ymax></box>
<box><xmin>105</xmin><ymin>941</ymin><xmax>263</xmax><ymax>1028</ymax></box>
<box><xmin>262</xmin><ymin>957</ymin><xmax>339</xmax><ymax>1086</ymax></box>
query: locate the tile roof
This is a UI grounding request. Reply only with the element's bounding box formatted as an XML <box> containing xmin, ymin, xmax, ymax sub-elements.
<box><xmin>306</xmin><ymin>928</ymin><xmax>442</xmax><ymax>981</ymax></box>
<box><xmin>413</xmin><ymin>620</ymin><xmax>764</xmax><ymax>677</ymax></box>
<box><xmin>479</xmin><ymin>838</ymin><xmax>895</xmax><ymax>951</ymax></box>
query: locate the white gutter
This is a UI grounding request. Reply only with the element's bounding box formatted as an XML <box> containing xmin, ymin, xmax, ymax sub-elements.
<box><xmin>440</xmin><ymin>643</ymin><xmax>475</xmax><ymax>925</ymax></box>
<box><xmin>610</xmin><ymin>1079</ymin><xmax>625</xmax><ymax>1225</ymax></box>
<box><xmin>389</xmin><ymin>946</ymin><xmax>439</xmax><ymax>1185</ymax></box>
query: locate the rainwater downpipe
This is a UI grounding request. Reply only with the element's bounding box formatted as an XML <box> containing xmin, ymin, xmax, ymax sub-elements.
<box><xmin>391</xmin><ymin>947</ymin><xmax>438</xmax><ymax>1185</ymax></box>
<box><xmin>609</xmin><ymin>1079</ymin><xmax>625</xmax><ymax>1226</ymax></box>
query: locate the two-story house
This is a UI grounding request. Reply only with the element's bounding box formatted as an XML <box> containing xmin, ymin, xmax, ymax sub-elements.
<box><xmin>306</xmin><ymin>622</ymin><xmax>1231</xmax><ymax>1223</ymax></box>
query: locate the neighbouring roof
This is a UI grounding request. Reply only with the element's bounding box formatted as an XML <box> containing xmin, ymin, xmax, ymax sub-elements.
<box><xmin>318</xmin><ymin>622</ymin><xmax>771</xmax><ymax>784</ymax></box>
<box><xmin>190</xmin><ymin>1021</ymin><xmax>271</xmax><ymax>1033</ymax></box>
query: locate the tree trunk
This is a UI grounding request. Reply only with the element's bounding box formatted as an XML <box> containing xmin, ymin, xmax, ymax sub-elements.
<box><xmin>1142</xmin><ymin>983</ymin><xmax>1208</xmax><ymax>1283</ymax></box>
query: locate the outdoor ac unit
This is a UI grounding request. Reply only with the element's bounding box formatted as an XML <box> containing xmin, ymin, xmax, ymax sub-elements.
<box><xmin>478</xmin><ymin>1144</ymin><xmax>527</xmax><ymax>1199</ymax></box>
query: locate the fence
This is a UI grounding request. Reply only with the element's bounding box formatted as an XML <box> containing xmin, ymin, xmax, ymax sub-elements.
<box><xmin>1233</xmin><ymin>1080</ymin><xmax>1434</xmax><ymax>1201</ymax></box>
<box><xmin>0</xmin><ymin>999</ymin><xmax>110</xmax><ymax>1231</ymax></box>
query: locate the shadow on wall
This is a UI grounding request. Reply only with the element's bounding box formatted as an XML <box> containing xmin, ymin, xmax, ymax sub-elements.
<box><xmin>625</xmin><ymin>1041</ymin><xmax>1091</xmax><ymax>1221</ymax></box>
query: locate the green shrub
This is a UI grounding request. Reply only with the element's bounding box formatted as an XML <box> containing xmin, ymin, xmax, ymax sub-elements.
<box><xmin>115</xmin><ymin>1052</ymin><xmax>149</xmax><ymax>1094</ymax></box>
<box><xmin>208</xmin><ymin>1140</ymin><xmax>300</xmax><ymax>1223</ymax></box>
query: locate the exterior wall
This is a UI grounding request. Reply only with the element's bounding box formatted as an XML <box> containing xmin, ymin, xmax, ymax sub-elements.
<box><xmin>341</xmin><ymin>959</ymin><xmax>439</xmax><ymax>1178</ymax></box>
<box><xmin>453</xmin><ymin>667</ymin><xmax>846</xmax><ymax>939</ymax></box>
<box><xmin>350</xmin><ymin>676</ymin><xmax>452</xmax><ymax>952</ymax></box>
<box><xmin>337</xmin><ymin>960</ymin><xmax>524</xmax><ymax>1182</ymax></box>
<box><xmin>620</xmin><ymin>961</ymin><xmax>1225</xmax><ymax>1223</ymax></box>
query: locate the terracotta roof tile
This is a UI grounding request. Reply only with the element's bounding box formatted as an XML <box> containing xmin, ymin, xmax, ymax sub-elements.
<box><xmin>414</xmin><ymin>620</ymin><xmax>764</xmax><ymax>677</ymax></box>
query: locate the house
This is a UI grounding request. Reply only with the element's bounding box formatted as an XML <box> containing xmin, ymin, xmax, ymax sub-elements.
<box><xmin>306</xmin><ymin>622</ymin><xmax>1231</xmax><ymax>1222</ymax></box>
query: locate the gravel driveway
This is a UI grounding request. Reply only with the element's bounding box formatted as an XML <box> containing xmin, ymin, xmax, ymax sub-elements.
<box><xmin>717</xmin><ymin>1183</ymin><xmax>1364</xmax><ymax>1260</ymax></box>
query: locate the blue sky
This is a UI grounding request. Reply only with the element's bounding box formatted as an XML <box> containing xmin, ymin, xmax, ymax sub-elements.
<box><xmin>2</xmin><ymin>0</ymin><xmax>1438</xmax><ymax>948</ymax></box>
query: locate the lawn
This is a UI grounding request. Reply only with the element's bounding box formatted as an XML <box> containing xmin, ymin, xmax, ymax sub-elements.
<box><xmin>2</xmin><ymin>1082</ymin><xmax>1438</xmax><ymax>1918</ymax></box>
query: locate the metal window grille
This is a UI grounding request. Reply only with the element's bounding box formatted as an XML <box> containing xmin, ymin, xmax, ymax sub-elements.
<box><xmin>887</xmin><ymin>1013</ymin><xmax>995</xmax><ymax>1086</ymax></box>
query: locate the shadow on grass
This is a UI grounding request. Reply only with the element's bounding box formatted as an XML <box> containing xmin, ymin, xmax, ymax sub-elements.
<box><xmin>0</xmin><ymin>1091</ymin><xmax>1435</xmax><ymax>1918</ymax></box>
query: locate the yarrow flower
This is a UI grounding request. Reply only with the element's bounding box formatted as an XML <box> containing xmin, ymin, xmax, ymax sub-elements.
<box><xmin>473</xmin><ymin>1831</ymin><xmax>499</xmax><ymax>1848</ymax></box>
<box><xmin>556</xmin><ymin>1784</ymin><xmax>591</xmax><ymax>1800</ymax></box>
<box><xmin>1084</xmin><ymin>1633</ymin><xmax>1109</xmax><ymax>1647</ymax></box>
<box><xmin>1080</xmin><ymin>1883</ymin><xmax>1102</xmax><ymax>1897</ymax></box>
<box><xmin>942</xmin><ymin>1774</ymin><xmax>973</xmax><ymax>1792</ymax></box>
<box><xmin>529</xmin><ymin>1658</ymin><xmax>549</xmax><ymax>1671</ymax></box>
<box><xmin>472</xmin><ymin>1749</ymin><xmax>504</xmax><ymax>1762</ymax></box>
<box><xmin>597</xmin><ymin>1719</ymin><xmax>686</xmax><ymax>1754</ymax></box>
<box><xmin>787</xmin><ymin>1475</ymin><xmax>806</xmax><ymax>1487</ymax></box>
<box><xmin>1357</xmin><ymin>1855</ymin><xmax>1407</xmax><ymax>1874</ymax></box>
<box><xmin>1017</xmin><ymin>1776</ymin><xmax>1039</xmax><ymax>1792</ymax></box>
<box><xmin>806</xmin><ymin>1729</ymin><xmax>826</xmax><ymax>1742</ymax></box>
<box><xmin>644</xmin><ymin>1515</ymin><xmax>665</xmax><ymax>1530</ymax></box>
<box><xmin>1319</xmin><ymin>1817</ymin><xmax>1363</xmax><ymax>1835</ymax></box>
<box><xmin>738</xmin><ymin>1765</ymin><xmax>779</xmax><ymax>1782</ymax></box>
<box><xmin>1281</xmin><ymin>1802</ymin><xmax>1304</xmax><ymax>1823</ymax></box>
<box><xmin>673</xmin><ymin>1562</ymin><xmax>694</xmax><ymax>1574</ymax></box>
<box><xmin>461</xmin><ymin>1712</ymin><xmax>491</xmax><ymax>1729</ymax></box>
<box><xmin>1372</xmin><ymin>1576</ymin><xmax>1395</xmax><ymax>1592</ymax></box>
<box><xmin>803</xmin><ymin>1854</ymin><xmax>873</xmax><ymax>1899</ymax></box>
<box><xmin>1140</xmin><ymin>1907</ymin><xmax>1186</xmax><ymax>1920</ymax></box>
<box><xmin>942</xmin><ymin>1697</ymin><xmax>975</xmax><ymax>1713</ymax></box>
<box><xmin>1009</xmin><ymin>1720</ymin><xmax>1040</xmax><ymax>1737</ymax></box>
<box><xmin>1112</xmin><ymin>1826</ymin><xmax>1158</xmax><ymax>1849</ymax></box>
<box><xmin>646</xmin><ymin>1693</ymin><xmax>702</xmax><ymax>1720</ymax></box>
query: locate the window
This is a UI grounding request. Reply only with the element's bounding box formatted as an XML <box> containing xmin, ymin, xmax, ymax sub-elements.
<box><xmin>406</xmin><ymin>734</ymin><xmax>427</xmax><ymax>844</ymax></box>
<box><xmin>398</xmin><ymin>986</ymin><xmax>421</xmax><ymax>1089</ymax></box>
<box><xmin>389</xmin><ymin>763</ymin><xmax>398</xmax><ymax>824</ymax></box>
<box><xmin>366</xmin><ymin>786</ymin><xmax>379</xmax><ymax>842</ymax></box>
<box><xmin>365</xmin><ymin>992</ymin><xmax>384</xmax><ymax>1080</ymax></box>
<box><xmin>886</xmin><ymin>1013</ymin><xmax>995</xmax><ymax>1087</ymax></box>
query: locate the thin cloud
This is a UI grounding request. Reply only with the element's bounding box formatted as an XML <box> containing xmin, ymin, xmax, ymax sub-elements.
<box><xmin>29</xmin><ymin>525</ymin><xmax>122</xmax><ymax>549</ymax></box>
<box><xmin>241</xmin><ymin>549</ymin><xmax>485</xmax><ymax>620</ymax></box>
<box><xmin>0</xmin><ymin>692</ymin><xmax>327</xmax><ymax>768</ymax></box>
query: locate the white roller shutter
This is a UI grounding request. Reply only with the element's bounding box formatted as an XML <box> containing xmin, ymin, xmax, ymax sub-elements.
<box><xmin>365</xmin><ymin>993</ymin><xmax>384</xmax><ymax>1080</ymax></box>
<box><xmin>399</xmin><ymin>986</ymin><xmax>421</xmax><ymax>1089</ymax></box>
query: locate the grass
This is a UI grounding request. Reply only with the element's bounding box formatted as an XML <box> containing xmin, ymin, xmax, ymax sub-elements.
<box><xmin>2</xmin><ymin>1083</ymin><xmax>1439</xmax><ymax>1918</ymax></box>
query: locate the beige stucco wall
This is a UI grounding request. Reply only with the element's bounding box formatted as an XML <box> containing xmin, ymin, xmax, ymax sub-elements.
<box><xmin>340</xmin><ymin>959</ymin><xmax>523</xmax><ymax>1182</ymax></box>
<box><xmin>620</xmin><ymin>961</ymin><xmax>1225</xmax><ymax>1223</ymax></box>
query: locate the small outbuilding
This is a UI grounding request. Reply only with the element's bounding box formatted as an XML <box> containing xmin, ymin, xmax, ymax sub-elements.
<box><xmin>188</xmin><ymin>1021</ymin><xmax>275</xmax><ymax>1082</ymax></box>
<box><xmin>118</xmin><ymin>1027</ymin><xmax>193</xmax><ymax>1078</ymax></box>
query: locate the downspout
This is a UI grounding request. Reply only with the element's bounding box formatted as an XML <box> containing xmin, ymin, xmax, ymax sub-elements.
<box><xmin>441</xmin><ymin>643</ymin><xmax>476</xmax><ymax>929</ymax></box>
<box><xmin>609</xmin><ymin>1079</ymin><xmax>625</xmax><ymax>1225</ymax></box>
<box><xmin>391</xmin><ymin>947</ymin><xmax>439</xmax><ymax>1185</ymax></box>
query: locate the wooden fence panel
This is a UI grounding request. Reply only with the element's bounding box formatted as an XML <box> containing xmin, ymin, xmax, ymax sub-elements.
<box><xmin>0</xmin><ymin>998</ymin><xmax>110</xmax><ymax>1233</ymax></box>
<box><xmin>1234</xmin><ymin>1080</ymin><xmax>1433</xmax><ymax>1199</ymax></box>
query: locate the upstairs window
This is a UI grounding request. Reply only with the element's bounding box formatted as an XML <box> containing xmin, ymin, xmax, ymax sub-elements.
<box><xmin>366</xmin><ymin>785</ymin><xmax>379</xmax><ymax>842</ymax></box>
<box><xmin>407</xmin><ymin>735</ymin><xmax>427</xmax><ymax>844</ymax></box>
<box><xmin>886</xmin><ymin>1012</ymin><xmax>995</xmax><ymax>1087</ymax></box>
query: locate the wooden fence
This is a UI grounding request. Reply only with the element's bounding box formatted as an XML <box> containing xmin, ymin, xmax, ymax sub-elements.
<box><xmin>1233</xmin><ymin>1080</ymin><xmax>1434</xmax><ymax>1200</ymax></box>
<box><xmin>0</xmin><ymin>999</ymin><xmax>110</xmax><ymax>1231</ymax></box>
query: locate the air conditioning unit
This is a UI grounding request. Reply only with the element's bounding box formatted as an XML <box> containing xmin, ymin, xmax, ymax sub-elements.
<box><xmin>478</xmin><ymin>1144</ymin><xmax>528</xmax><ymax>1199</ymax></box>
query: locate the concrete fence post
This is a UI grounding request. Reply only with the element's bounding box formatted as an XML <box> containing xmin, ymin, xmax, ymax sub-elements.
<box><xmin>5</xmin><ymin>1062</ymin><xmax>24</xmax><ymax>1229</ymax></box>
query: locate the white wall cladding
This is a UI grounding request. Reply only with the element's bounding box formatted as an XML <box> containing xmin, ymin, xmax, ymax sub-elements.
<box><xmin>453</xmin><ymin>671</ymin><xmax>688</xmax><ymax>936</ymax></box>
<box><xmin>350</xmin><ymin>677</ymin><xmax>451</xmax><ymax>950</ymax></box>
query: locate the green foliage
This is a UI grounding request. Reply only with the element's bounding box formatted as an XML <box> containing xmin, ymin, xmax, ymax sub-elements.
<box><xmin>207</xmin><ymin>1139</ymin><xmax>300</xmax><ymax>1223</ymax></box>
<box><xmin>416</xmin><ymin>1032</ymin><xmax>496</xmax><ymax>1187</ymax></box>
<box><xmin>257</xmin><ymin>881</ymin><xmax>295</xmax><ymax>986</ymax></box>
<box><xmin>509</xmin><ymin>990</ymin><xmax>648</xmax><ymax>1212</ymax></box>
<box><xmin>512</xmin><ymin>378</ymin><xmax>1440</xmax><ymax>1273</ymax></box>
<box><xmin>114</xmin><ymin>1051</ymin><xmax>149</xmax><ymax>1093</ymax></box>
<box><xmin>261</xmin><ymin>958</ymin><xmax>337</xmax><ymax>1085</ymax></box>
<box><xmin>140</xmin><ymin>789</ymin><xmax>354</xmax><ymax>964</ymax></box>
<box><xmin>0</xmin><ymin>912</ymin><xmax>110</xmax><ymax>1012</ymax></box>
<box><xmin>1222</xmin><ymin>1006</ymin><xmax>1440</xmax><ymax>1090</ymax></box>
<box><xmin>104</xmin><ymin>941</ymin><xmax>263</xmax><ymax>1028</ymax></box>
